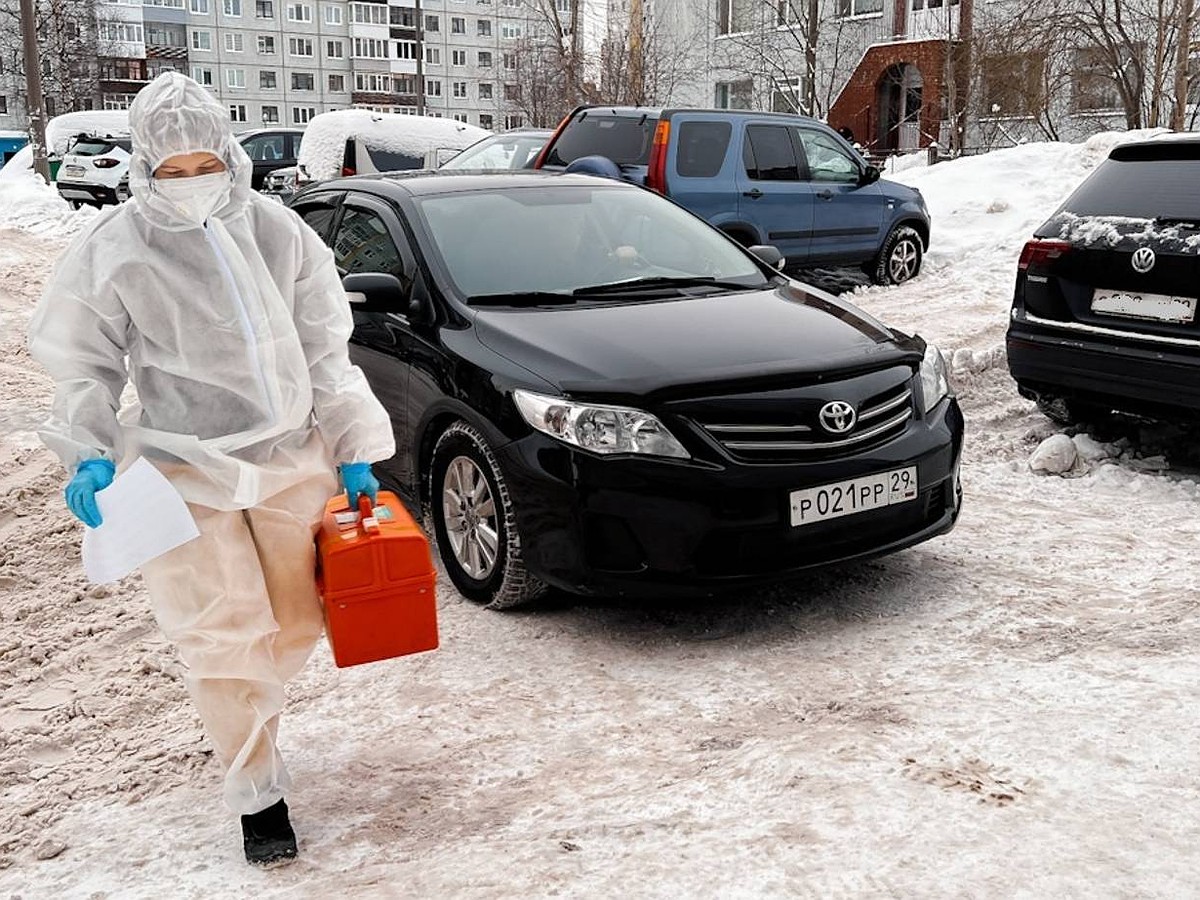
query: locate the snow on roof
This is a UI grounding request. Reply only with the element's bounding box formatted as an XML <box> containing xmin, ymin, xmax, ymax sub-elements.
<box><xmin>296</xmin><ymin>110</ymin><xmax>490</xmax><ymax>181</ymax></box>
<box><xmin>45</xmin><ymin>111</ymin><xmax>130</xmax><ymax>156</ymax></box>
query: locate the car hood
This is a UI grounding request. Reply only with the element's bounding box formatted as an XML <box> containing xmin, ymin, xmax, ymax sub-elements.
<box><xmin>473</xmin><ymin>281</ymin><xmax>922</xmax><ymax>399</ymax></box>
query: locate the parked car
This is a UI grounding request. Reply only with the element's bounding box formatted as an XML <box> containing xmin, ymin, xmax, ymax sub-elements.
<box><xmin>1007</xmin><ymin>136</ymin><xmax>1200</xmax><ymax>425</ymax></box>
<box><xmin>236</xmin><ymin>127</ymin><xmax>304</xmax><ymax>190</ymax></box>
<box><xmin>261</xmin><ymin>166</ymin><xmax>298</xmax><ymax>202</ymax></box>
<box><xmin>293</xmin><ymin>110</ymin><xmax>488</xmax><ymax>192</ymax></box>
<box><xmin>289</xmin><ymin>171</ymin><xmax>963</xmax><ymax>607</ymax></box>
<box><xmin>534</xmin><ymin>106</ymin><xmax>930</xmax><ymax>285</ymax></box>
<box><xmin>56</xmin><ymin>133</ymin><xmax>131</xmax><ymax>207</ymax></box>
<box><xmin>438</xmin><ymin>129</ymin><xmax>552</xmax><ymax>171</ymax></box>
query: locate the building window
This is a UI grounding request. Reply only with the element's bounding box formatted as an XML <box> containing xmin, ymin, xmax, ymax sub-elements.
<box><xmin>478</xmin><ymin>50</ymin><xmax>493</xmax><ymax>67</ymax></box>
<box><xmin>477</xmin><ymin>19</ymin><xmax>491</xmax><ymax>36</ymax></box>
<box><xmin>324</xmin><ymin>3</ymin><xmax>342</xmax><ymax>23</ymax></box>
<box><xmin>771</xmin><ymin>75</ymin><xmax>806</xmax><ymax>113</ymax></box>
<box><xmin>327</xmin><ymin>39</ymin><xmax>344</xmax><ymax>58</ymax></box>
<box><xmin>100</xmin><ymin>58</ymin><xmax>147</xmax><ymax>80</ymax></box>
<box><xmin>0</xmin><ymin>96</ymin><xmax>7</xmax><ymax>115</ymax></box>
<box><xmin>714</xmin><ymin>78</ymin><xmax>752</xmax><ymax>109</ymax></box>
<box><xmin>425</xmin><ymin>14</ymin><xmax>439</xmax><ymax>30</ymax></box>
<box><xmin>353</xmin><ymin>38</ymin><xmax>389</xmax><ymax>58</ymax></box>
<box><xmin>426</xmin><ymin>78</ymin><xmax>442</xmax><ymax>96</ymax></box>
<box><xmin>256</xmin><ymin>0</ymin><xmax>274</xmax><ymax>16</ymax></box>
<box><xmin>1074</xmin><ymin>47</ymin><xmax>1128</xmax><ymax>112</ymax></box>
<box><xmin>100</xmin><ymin>22</ymin><xmax>145</xmax><ymax>42</ymax></box>
<box><xmin>452</xmin><ymin>49</ymin><xmax>467</xmax><ymax>66</ymax></box>
<box><xmin>262</xmin><ymin>104</ymin><xmax>279</xmax><ymax>122</ymax></box>
<box><xmin>396</xmin><ymin>40</ymin><xmax>417</xmax><ymax>60</ymax></box>
<box><xmin>426</xmin><ymin>47</ymin><xmax>440</xmax><ymax>64</ymax></box>
<box><xmin>257</xmin><ymin>34</ymin><xmax>275</xmax><ymax>53</ymax></box>
<box><xmin>452</xmin><ymin>80</ymin><xmax>468</xmax><ymax>98</ymax></box>
<box><xmin>290</xmin><ymin>37</ymin><xmax>313</xmax><ymax>56</ymax></box>
<box><xmin>223</xmin><ymin>0</ymin><xmax>241</xmax><ymax>15</ymax></box>
<box><xmin>287</xmin><ymin>2</ymin><xmax>311</xmax><ymax>21</ymax></box>
<box><xmin>224</xmin><ymin>32</ymin><xmax>244</xmax><ymax>52</ymax></box>
<box><xmin>391</xmin><ymin>6</ymin><xmax>415</xmax><ymax>26</ymax></box>
<box><xmin>394</xmin><ymin>74</ymin><xmax>416</xmax><ymax>93</ymax></box>
<box><xmin>102</xmin><ymin>93</ymin><xmax>139</xmax><ymax>110</ymax></box>
<box><xmin>504</xmin><ymin>82</ymin><xmax>520</xmax><ymax>101</ymax></box>
<box><xmin>982</xmin><ymin>52</ymin><xmax>1044</xmax><ymax>117</ymax></box>
<box><xmin>453</xmin><ymin>112</ymin><xmax>468</xmax><ymax>123</ymax></box>
<box><xmin>478</xmin><ymin>82</ymin><xmax>493</xmax><ymax>99</ymax></box>
<box><xmin>503</xmin><ymin>51</ymin><xmax>516</xmax><ymax>69</ymax></box>
<box><xmin>354</xmin><ymin>72</ymin><xmax>390</xmax><ymax>91</ymax></box>
<box><xmin>350</xmin><ymin>2</ymin><xmax>388</xmax><ymax>23</ymax></box>
<box><xmin>479</xmin><ymin>113</ymin><xmax>494</xmax><ymax>129</ymax></box>
<box><xmin>190</xmin><ymin>0</ymin><xmax>209</xmax><ymax>12</ymax></box>
<box><xmin>328</xmin><ymin>73</ymin><xmax>345</xmax><ymax>92</ymax></box>
<box><xmin>293</xmin><ymin>106</ymin><xmax>315</xmax><ymax>124</ymax></box>
<box><xmin>192</xmin><ymin>65</ymin><xmax>214</xmax><ymax>85</ymax></box>
<box><xmin>501</xmin><ymin>22</ymin><xmax>521</xmax><ymax>38</ymax></box>
<box><xmin>226</xmin><ymin>67</ymin><xmax>246</xmax><ymax>88</ymax></box>
<box><xmin>836</xmin><ymin>0</ymin><xmax>883</xmax><ymax>17</ymax></box>
<box><xmin>451</xmin><ymin>16</ymin><xmax>465</xmax><ymax>33</ymax></box>
<box><xmin>504</xmin><ymin>114</ymin><xmax>523</xmax><ymax>129</ymax></box>
<box><xmin>229</xmin><ymin>103</ymin><xmax>247</xmax><ymax>122</ymax></box>
<box><xmin>191</xmin><ymin>30</ymin><xmax>212</xmax><ymax>51</ymax></box>
<box><xmin>292</xmin><ymin>71</ymin><xmax>315</xmax><ymax>90</ymax></box>
<box><xmin>260</xmin><ymin>70</ymin><xmax>277</xmax><ymax>88</ymax></box>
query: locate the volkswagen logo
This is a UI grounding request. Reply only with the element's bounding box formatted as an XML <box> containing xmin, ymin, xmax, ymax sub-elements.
<box><xmin>819</xmin><ymin>400</ymin><xmax>857</xmax><ymax>435</ymax></box>
<box><xmin>1131</xmin><ymin>247</ymin><xmax>1156</xmax><ymax>274</ymax></box>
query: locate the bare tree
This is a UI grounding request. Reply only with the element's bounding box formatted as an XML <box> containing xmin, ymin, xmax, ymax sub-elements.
<box><xmin>598</xmin><ymin>0</ymin><xmax>705</xmax><ymax>106</ymax></box>
<box><xmin>0</xmin><ymin>0</ymin><xmax>104</xmax><ymax>119</ymax></box>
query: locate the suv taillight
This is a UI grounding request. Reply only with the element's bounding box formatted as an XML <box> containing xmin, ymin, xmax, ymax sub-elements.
<box><xmin>645</xmin><ymin>119</ymin><xmax>670</xmax><ymax>194</ymax></box>
<box><xmin>533</xmin><ymin>111</ymin><xmax>574</xmax><ymax>170</ymax></box>
<box><xmin>1018</xmin><ymin>239</ymin><xmax>1072</xmax><ymax>271</ymax></box>
<box><xmin>92</xmin><ymin>158</ymin><xmax>120</xmax><ymax>168</ymax></box>
<box><xmin>341</xmin><ymin>165</ymin><xmax>356</xmax><ymax>176</ymax></box>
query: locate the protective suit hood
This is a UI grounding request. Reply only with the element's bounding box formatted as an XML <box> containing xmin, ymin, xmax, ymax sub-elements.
<box><xmin>128</xmin><ymin>72</ymin><xmax>255</xmax><ymax>231</ymax></box>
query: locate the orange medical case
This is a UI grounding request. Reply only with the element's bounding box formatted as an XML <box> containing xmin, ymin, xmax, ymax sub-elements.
<box><xmin>316</xmin><ymin>491</ymin><xmax>438</xmax><ymax>668</ymax></box>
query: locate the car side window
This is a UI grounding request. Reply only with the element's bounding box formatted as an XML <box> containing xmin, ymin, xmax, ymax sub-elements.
<box><xmin>333</xmin><ymin>206</ymin><xmax>406</xmax><ymax>279</ymax></box>
<box><xmin>795</xmin><ymin>130</ymin><xmax>860</xmax><ymax>184</ymax></box>
<box><xmin>744</xmin><ymin>125</ymin><xmax>800</xmax><ymax>181</ymax></box>
<box><xmin>243</xmin><ymin>134</ymin><xmax>286</xmax><ymax>162</ymax></box>
<box><xmin>295</xmin><ymin>202</ymin><xmax>337</xmax><ymax>241</ymax></box>
<box><xmin>675</xmin><ymin>121</ymin><xmax>732</xmax><ymax>178</ymax></box>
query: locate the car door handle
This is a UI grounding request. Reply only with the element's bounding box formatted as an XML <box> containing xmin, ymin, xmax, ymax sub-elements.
<box><xmin>816</xmin><ymin>189</ymin><xmax>833</xmax><ymax>201</ymax></box>
<box><xmin>742</xmin><ymin>188</ymin><xmax>763</xmax><ymax>199</ymax></box>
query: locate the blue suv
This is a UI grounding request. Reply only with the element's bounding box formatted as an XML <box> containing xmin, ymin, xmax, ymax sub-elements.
<box><xmin>535</xmin><ymin>107</ymin><xmax>931</xmax><ymax>285</ymax></box>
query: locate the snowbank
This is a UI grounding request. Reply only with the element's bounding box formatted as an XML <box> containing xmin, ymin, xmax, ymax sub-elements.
<box><xmin>0</xmin><ymin>168</ymin><xmax>95</xmax><ymax>236</ymax></box>
<box><xmin>296</xmin><ymin>110</ymin><xmax>489</xmax><ymax>181</ymax></box>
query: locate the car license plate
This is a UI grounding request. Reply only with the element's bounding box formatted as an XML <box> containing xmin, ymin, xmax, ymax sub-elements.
<box><xmin>790</xmin><ymin>467</ymin><xmax>918</xmax><ymax>527</ymax></box>
<box><xmin>63</xmin><ymin>165</ymin><xmax>84</xmax><ymax>177</ymax></box>
<box><xmin>1091</xmin><ymin>289</ymin><xmax>1197</xmax><ymax>324</ymax></box>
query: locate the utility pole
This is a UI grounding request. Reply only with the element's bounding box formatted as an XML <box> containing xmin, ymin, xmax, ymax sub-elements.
<box><xmin>415</xmin><ymin>0</ymin><xmax>425</xmax><ymax>114</ymax></box>
<box><xmin>804</xmin><ymin>0</ymin><xmax>818</xmax><ymax>115</ymax></box>
<box><xmin>629</xmin><ymin>0</ymin><xmax>644</xmax><ymax>104</ymax></box>
<box><xmin>19</xmin><ymin>0</ymin><xmax>51</xmax><ymax>183</ymax></box>
<box><xmin>1171</xmin><ymin>0</ymin><xmax>1195</xmax><ymax>130</ymax></box>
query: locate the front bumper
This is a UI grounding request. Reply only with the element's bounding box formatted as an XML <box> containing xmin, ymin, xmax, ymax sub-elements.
<box><xmin>1007</xmin><ymin>310</ymin><xmax>1200</xmax><ymax>419</ymax></box>
<box><xmin>57</xmin><ymin>180</ymin><xmax>119</xmax><ymax>205</ymax></box>
<box><xmin>496</xmin><ymin>397</ymin><xmax>964</xmax><ymax>597</ymax></box>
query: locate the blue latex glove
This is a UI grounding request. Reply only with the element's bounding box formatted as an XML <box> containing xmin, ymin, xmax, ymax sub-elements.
<box><xmin>66</xmin><ymin>458</ymin><xmax>117</xmax><ymax>529</ymax></box>
<box><xmin>339</xmin><ymin>462</ymin><xmax>379</xmax><ymax>510</ymax></box>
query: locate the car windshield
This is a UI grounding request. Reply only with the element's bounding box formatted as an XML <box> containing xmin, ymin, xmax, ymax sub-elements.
<box><xmin>415</xmin><ymin>183</ymin><xmax>768</xmax><ymax>301</ymax></box>
<box><xmin>441</xmin><ymin>134</ymin><xmax>548</xmax><ymax>171</ymax></box>
<box><xmin>1055</xmin><ymin>149</ymin><xmax>1200</xmax><ymax>221</ymax></box>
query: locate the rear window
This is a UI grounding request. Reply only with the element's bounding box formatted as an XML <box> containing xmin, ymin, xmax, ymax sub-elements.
<box><xmin>1056</xmin><ymin>152</ymin><xmax>1200</xmax><ymax>220</ymax></box>
<box><xmin>675</xmin><ymin>122</ymin><xmax>731</xmax><ymax>178</ymax></box>
<box><xmin>365</xmin><ymin>145</ymin><xmax>423</xmax><ymax>172</ymax></box>
<box><xmin>543</xmin><ymin>114</ymin><xmax>657</xmax><ymax>167</ymax></box>
<box><xmin>69</xmin><ymin>138</ymin><xmax>117</xmax><ymax>156</ymax></box>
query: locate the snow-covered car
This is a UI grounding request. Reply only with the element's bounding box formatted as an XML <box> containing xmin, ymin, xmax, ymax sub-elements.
<box><xmin>1007</xmin><ymin>136</ymin><xmax>1200</xmax><ymax>425</ymax></box>
<box><xmin>293</xmin><ymin>110</ymin><xmax>488</xmax><ymax>191</ymax></box>
<box><xmin>261</xmin><ymin>165</ymin><xmax>298</xmax><ymax>202</ymax></box>
<box><xmin>438</xmin><ymin>129</ymin><xmax>553</xmax><ymax>172</ymax></box>
<box><xmin>57</xmin><ymin>133</ymin><xmax>132</xmax><ymax>208</ymax></box>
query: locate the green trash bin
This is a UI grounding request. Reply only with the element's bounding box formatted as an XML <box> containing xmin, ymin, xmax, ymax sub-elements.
<box><xmin>48</xmin><ymin>158</ymin><xmax>61</xmax><ymax>181</ymax></box>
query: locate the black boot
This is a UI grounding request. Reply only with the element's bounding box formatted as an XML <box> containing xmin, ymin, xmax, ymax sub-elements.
<box><xmin>241</xmin><ymin>798</ymin><xmax>298</xmax><ymax>866</ymax></box>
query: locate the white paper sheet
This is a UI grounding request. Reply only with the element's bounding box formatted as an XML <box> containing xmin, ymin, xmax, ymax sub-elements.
<box><xmin>81</xmin><ymin>457</ymin><xmax>201</xmax><ymax>584</ymax></box>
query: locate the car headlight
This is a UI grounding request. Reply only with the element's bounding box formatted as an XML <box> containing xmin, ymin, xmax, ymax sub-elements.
<box><xmin>513</xmin><ymin>390</ymin><xmax>690</xmax><ymax>459</ymax></box>
<box><xmin>919</xmin><ymin>343</ymin><xmax>950</xmax><ymax>414</ymax></box>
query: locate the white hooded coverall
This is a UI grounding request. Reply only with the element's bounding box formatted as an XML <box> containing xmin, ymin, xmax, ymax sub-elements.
<box><xmin>28</xmin><ymin>73</ymin><xmax>396</xmax><ymax>815</ymax></box>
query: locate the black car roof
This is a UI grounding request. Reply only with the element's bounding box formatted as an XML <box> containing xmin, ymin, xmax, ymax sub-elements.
<box><xmin>321</xmin><ymin>170</ymin><xmax>634</xmax><ymax>198</ymax></box>
<box><xmin>1109</xmin><ymin>135</ymin><xmax>1200</xmax><ymax>161</ymax></box>
<box><xmin>568</xmin><ymin>104</ymin><xmax>821</xmax><ymax>124</ymax></box>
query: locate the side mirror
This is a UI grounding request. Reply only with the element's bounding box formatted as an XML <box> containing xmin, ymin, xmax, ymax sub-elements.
<box><xmin>859</xmin><ymin>165</ymin><xmax>881</xmax><ymax>186</ymax></box>
<box><xmin>342</xmin><ymin>272</ymin><xmax>407</xmax><ymax>311</ymax></box>
<box><xmin>748</xmin><ymin>245</ymin><xmax>786</xmax><ymax>271</ymax></box>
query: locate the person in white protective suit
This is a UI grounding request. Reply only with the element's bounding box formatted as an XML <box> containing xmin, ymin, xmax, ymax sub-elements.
<box><xmin>28</xmin><ymin>72</ymin><xmax>395</xmax><ymax>866</ymax></box>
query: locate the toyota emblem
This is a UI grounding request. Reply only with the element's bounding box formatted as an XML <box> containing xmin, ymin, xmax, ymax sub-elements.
<box><xmin>819</xmin><ymin>400</ymin><xmax>857</xmax><ymax>434</ymax></box>
<box><xmin>1131</xmin><ymin>247</ymin><xmax>1156</xmax><ymax>274</ymax></box>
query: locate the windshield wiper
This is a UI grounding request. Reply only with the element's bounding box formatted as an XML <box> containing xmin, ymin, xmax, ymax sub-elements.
<box><xmin>467</xmin><ymin>291</ymin><xmax>578</xmax><ymax>307</ymax></box>
<box><xmin>570</xmin><ymin>276</ymin><xmax>759</xmax><ymax>296</ymax></box>
<box><xmin>1153</xmin><ymin>216</ymin><xmax>1200</xmax><ymax>229</ymax></box>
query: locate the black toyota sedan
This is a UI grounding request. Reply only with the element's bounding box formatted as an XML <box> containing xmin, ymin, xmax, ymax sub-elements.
<box><xmin>290</xmin><ymin>172</ymin><xmax>963</xmax><ymax>607</ymax></box>
<box><xmin>1008</xmin><ymin>137</ymin><xmax>1200</xmax><ymax>425</ymax></box>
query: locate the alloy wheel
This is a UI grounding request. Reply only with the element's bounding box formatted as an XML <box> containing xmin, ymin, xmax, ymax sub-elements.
<box><xmin>442</xmin><ymin>455</ymin><xmax>500</xmax><ymax>580</ymax></box>
<box><xmin>889</xmin><ymin>238</ymin><xmax>920</xmax><ymax>283</ymax></box>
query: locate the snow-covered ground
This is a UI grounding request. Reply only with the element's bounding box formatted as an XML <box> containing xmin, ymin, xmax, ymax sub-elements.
<box><xmin>3</xmin><ymin>134</ymin><xmax>1200</xmax><ymax>898</ymax></box>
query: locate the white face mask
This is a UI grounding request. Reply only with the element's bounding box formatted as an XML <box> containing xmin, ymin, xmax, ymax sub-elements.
<box><xmin>153</xmin><ymin>171</ymin><xmax>232</xmax><ymax>225</ymax></box>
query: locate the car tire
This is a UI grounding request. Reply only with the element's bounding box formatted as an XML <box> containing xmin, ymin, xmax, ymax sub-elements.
<box><xmin>429</xmin><ymin>420</ymin><xmax>547</xmax><ymax>610</ymax></box>
<box><xmin>870</xmin><ymin>225</ymin><xmax>923</xmax><ymax>286</ymax></box>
